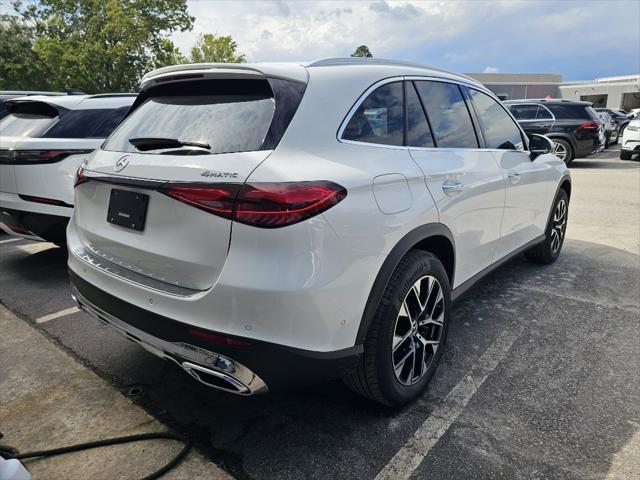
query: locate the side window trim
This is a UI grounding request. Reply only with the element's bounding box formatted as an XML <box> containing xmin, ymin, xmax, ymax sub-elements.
<box><xmin>460</xmin><ymin>85</ymin><xmax>485</xmax><ymax>149</ymax></box>
<box><xmin>408</xmin><ymin>80</ymin><xmax>438</xmax><ymax>148</ymax></box>
<box><xmin>467</xmin><ymin>87</ymin><xmax>529</xmax><ymax>151</ymax></box>
<box><xmin>536</xmin><ymin>104</ymin><xmax>555</xmax><ymax>121</ymax></box>
<box><xmin>402</xmin><ymin>81</ymin><xmax>408</xmax><ymax>147</ymax></box>
<box><xmin>338</xmin><ymin>75</ymin><xmax>498</xmax><ymax>150</ymax></box>
<box><xmin>507</xmin><ymin>103</ymin><xmax>543</xmax><ymax>122</ymax></box>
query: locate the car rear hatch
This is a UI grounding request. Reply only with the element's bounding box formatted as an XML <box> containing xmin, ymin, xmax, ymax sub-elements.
<box><xmin>74</xmin><ymin>68</ymin><xmax>307</xmax><ymax>294</ymax></box>
<box><xmin>0</xmin><ymin>100</ymin><xmax>64</xmax><ymax>196</ymax></box>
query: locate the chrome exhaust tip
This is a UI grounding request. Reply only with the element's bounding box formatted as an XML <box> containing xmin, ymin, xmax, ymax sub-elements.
<box><xmin>71</xmin><ymin>286</ymin><xmax>268</xmax><ymax>395</ymax></box>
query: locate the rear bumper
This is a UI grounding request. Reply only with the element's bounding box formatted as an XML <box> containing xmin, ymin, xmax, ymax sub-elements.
<box><xmin>69</xmin><ymin>270</ymin><xmax>362</xmax><ymax>392</ymax></box>
<box><xmin>622</xmin><ymin>139</ymin><xmax>640</xmax><ymax>152</ymax></box>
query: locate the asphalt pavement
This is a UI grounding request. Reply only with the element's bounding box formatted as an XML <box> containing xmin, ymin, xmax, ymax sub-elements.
<box><xmin>0</xmin><ymin>145</ymin><xmax>638</xmax><ymax>480</ymax></box>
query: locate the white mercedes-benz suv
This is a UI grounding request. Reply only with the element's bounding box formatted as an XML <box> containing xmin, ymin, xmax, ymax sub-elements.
<box><xmin>68</xmin><ymin>59</ymin><xmax>570</xmax><ymax>406</ymax></box>
<box><xmin>0</xmin><ymin>93</ymin><xmax>134</xmax><ymax>244</ymax></box>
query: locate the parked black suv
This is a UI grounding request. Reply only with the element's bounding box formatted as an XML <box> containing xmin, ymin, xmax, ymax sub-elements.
<box><xmin>505</xmin><ymin>99</ymin><xmax>602</xmax><ymax>163</ymax></box>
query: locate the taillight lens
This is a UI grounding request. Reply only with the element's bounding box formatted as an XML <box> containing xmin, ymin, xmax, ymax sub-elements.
<box><xmin>578</xmin><ymin>121</ymin><xmax>600</xmax><ymax>130</ymax></box>
<box><xmin>0</xmin><ymin>149</ymin><xmax>93</xmax><ymax>165</ymax></box>
<box><xmin>74</xmin><ymin>166</ymin><xmax>90</xmax><ymax>187</ymax></box>
<box><xmin>160</xmin><ymin>181</ymin><xmax>347</xmax><ymax>228</ymax></box>
<box><xmin>18</xmin><ymin>194</ymin><xmax>72</xmax><ymax>207</ymax></box>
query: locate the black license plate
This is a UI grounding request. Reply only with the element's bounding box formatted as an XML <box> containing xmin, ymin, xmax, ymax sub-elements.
<box><xmin>107</xmin><ymin>189</ymin><xmax>149</xmax><ymax>232</ymax></box>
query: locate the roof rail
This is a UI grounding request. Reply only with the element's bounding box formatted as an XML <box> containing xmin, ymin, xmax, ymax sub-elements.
<box><xmin>87</xmin><ymin>93</ymin><xmax>138</xmax><ymax>99</ymax></box>
<box><xmin>306</xmin><ymin>57</ymin><xmax>481</xmax><ymax>85</ymax></box>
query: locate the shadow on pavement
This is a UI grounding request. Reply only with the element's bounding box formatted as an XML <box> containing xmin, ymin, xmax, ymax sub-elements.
<box><xmin>1</xmin><ymin>239</ymin><xmax>638</xmax><ymax>480</ymax></box>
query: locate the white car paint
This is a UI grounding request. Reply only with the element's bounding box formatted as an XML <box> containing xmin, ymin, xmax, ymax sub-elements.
<box><xmin>67</xmin><ymin>59</ymin><xmax>569</xmax><ymax>394</ymax></box>
<box><xmin>0</xmin><ymin>94</ymin><xmax>135</xmax><ymax>241</ymax></box>
<box><xmin>621</xmin><ymin>119</ymin><xmax>640</xmax><ymax>158</ymax></box>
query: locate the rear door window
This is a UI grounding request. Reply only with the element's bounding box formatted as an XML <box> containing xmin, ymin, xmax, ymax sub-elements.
<box><xmin>342</xmin><ymin>82</ymin><xmax>404</xmax><ymax>146</ymax></box>
<box><xmin>414</xmin><ymin>81</ymin><xmax>478</xmax><ymax>148</ymax></box>
<box><xmin>508</xmin><ymin>104</ymin><xmax>538</xmax><ymax>120</ymax></box>
<box><xmin>536</xmin><ymin>105</ymin><xmax>553</xmax><ymax>120</ymax></box>
<box><xmin>103</xmin><ymin>79</ymin><xmax>289</xmax><ymax>155</ymax></box>
<box><xmin>406</xmin><ymin>82</ymin><xmax>435</xmax><ymax>148</ymax></box>
<box><xmin>0</xmin><ymin>102</ymin><xmax>60</xmax><ymax>138</ymax></box>
<box><xmin>546</xmin><ymin>104</ymin><xmax>593</xmax><ymax>120</ymax></box>
<box><xmin>468</xmin><ymin>89</ymin><xmax>524</xmax><ymax>150</ymax></box>
<box><xmin>43</xmin><ymin>106</ymin><xmax>130</xmax><ymax>138</ymax></box>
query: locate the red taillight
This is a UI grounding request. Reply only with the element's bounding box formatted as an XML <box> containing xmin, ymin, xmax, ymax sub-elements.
<box><xmin>74</xmin><ymin>166</ymin><xmax>89</xmax><ymax>187</ymax></box>
<box><xmin>187</xmin><ymin>328</ymin><xmax>251</xmax><ymax>347</ymax></box>
<box><xmin>160</xmin><ymin>181</ymin><xmax>347</xmax><ymax>228</ymax></box>
<box><xmin>578</xmin><ymin>121</ymin><xmax>600</xmax><ymax>130</ymax></box>
<box><xmin>18</xmin><ymin>194</ymin><xmax>72</xmax><ymax>207</ymax></box>
<box><xmin>160</xmin><ymin>184</ymin><xmax>239</xmax><ymax>219</ymax></box>
<box><xmin>0</xmin><ymin>149</ymin><xmax>93</xmax><ymax>165</ymax></box>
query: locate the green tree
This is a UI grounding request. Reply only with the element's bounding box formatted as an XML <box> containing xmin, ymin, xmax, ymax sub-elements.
<box><xmin>11</xmin><ymin>0</ymin><xmax>194</xmax><ymax>93</ymax></box>
<box><xmin>190</xmin><ymin>33</ymin><xmax>246</xmax><ymax>63</ymax></box>
<box><xmin>351</xmin><ymin>45</ymin><xmax>373</xmax><ymax>58</ymax></box>
<box><xmin>0</xmin><ymin>13</ymin><xmax>49</xmax><ymax>90</ymax></box>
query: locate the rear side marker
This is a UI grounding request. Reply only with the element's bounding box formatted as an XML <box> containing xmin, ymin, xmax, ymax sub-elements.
<box><xmin>19</xmin><ymin>194</ymin><xmax>73</xmax><ymax>208</ymax></box>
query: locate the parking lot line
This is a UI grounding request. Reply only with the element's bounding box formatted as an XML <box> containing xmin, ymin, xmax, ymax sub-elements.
<box><xmin>36</xmin><ymin>306</ymin><xmax>80</xmax><ymax>324</ymax></box>
<box><xmin>375</xmin><ymin>325</ymin><xmax>525</xmax><ymax>480</ymax></box>
<box><xmin>0</xmin><ymin>238</ymin><xmax>22</xmax><ymax>244</ymax></box>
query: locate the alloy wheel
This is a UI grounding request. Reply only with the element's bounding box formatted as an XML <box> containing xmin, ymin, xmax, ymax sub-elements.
<box><xmin>553</xmin><ymin>141</ymin><xmax>567</xmax><ymax>162</ymax></box>
<box><xmin>550</xmin><ymin>198</ymin><xmax>567</xmax><ymax>253</ymax></box>
<box><xmin>392</xmin><ymin>275</ymin><xmax>445</xmax><ymax>386</ymax></box>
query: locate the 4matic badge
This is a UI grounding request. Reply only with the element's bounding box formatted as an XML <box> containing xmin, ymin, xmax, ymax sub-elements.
<box><xmin>201</xmin><ymin>170</ymin><xmax>239</xmax><ymax>179</ymax></box>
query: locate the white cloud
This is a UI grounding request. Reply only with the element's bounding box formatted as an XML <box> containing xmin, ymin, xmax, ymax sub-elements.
<box><xmin>483</xmin><ymin>67</ymin><xmax>500</xmax><ymax>74</ymax></box>
<box><xmin>169</xmin><ymin>1</ymin><xmax>638</xmax><ymax>78</ymax></box>
<box><xmin>171</xmin><ymin>1</ymin><xmax>469</xmax><ymax>61</ymax></box>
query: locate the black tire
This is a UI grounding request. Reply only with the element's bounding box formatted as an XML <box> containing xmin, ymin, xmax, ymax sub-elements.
<box><xmin>525</xmin><ymin>188</ymin><xmax>569</xmax><ymax>264</ymax></box>
<box><xmin>620</xmin><ymin>150</ymin><xmax>632</xmax><ymax>160</ymax></box>
<box><xmin>551</xmin><ymin>138</ymin><xmax>574</xmax><ymax>164</ymax></box>
<box><xmin>343</xmin><ymin>250</ymin><xmax>451</xmax><ymax>406</ymax></box>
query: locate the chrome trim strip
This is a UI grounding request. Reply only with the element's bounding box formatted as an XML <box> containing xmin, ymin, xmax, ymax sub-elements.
<box><xmin>71</xmin><ymin>286</ymin><xmax>268</xmax><ymax>395</ymax></box>
<box><xmin>73</xmin><ymin>246</ymin><xmax>201</xmax><ymax>297</ymax></box>
<box><xmin>336</xmin><ymin>75</ymin><xmax>530</xmax><ymax>152</ymax></box>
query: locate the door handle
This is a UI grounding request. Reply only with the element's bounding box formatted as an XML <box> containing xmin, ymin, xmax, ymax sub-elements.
<box><xmin>442</xmin><ymin>180</ymin><xmax>464</xmax><ymax>196</ymax></box>
<box><xmin>508</xmin><ymin>171</ymin><xmax>521</xmax><ymax>184</ymax></box>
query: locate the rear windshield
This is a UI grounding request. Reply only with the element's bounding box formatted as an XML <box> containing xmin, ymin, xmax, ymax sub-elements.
<box><xmin>43</xmin><ymin>106</ymin><xmax>130</xmax><ymax>139</ymax></box>
<box><xmin>103</xmin><ymin>78</ymin><xmax>304</xmax><ymax>155</ymax></box>
<box><xmin>545</xmin><ymin>104</ymin><xmax>595</xmax><ymax>120</ymax></box>
<box><xmin>0</xmin><ymin>101</ymin><xmax>61</xmax><ymax>138</ymax></box>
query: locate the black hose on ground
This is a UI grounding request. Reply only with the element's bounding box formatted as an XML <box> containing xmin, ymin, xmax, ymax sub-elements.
<box><xmin>0</xmin><ymin>431</ymin><xmax>192</xmax><ymax>480</ymax></box>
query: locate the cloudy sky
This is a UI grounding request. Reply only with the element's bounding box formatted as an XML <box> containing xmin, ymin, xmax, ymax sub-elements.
<box><xmin>172</xmin><ymin>0</ymin><xmax>640</xmax><ymax>80</ymax></box>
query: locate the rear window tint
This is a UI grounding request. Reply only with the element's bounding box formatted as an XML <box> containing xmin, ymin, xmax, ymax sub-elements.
<box><xmin>536</xmin><ymin>106</ymin><xmax>553</xmax><ymax>120</ymax></box>
<box><xmin>342</xmin><ymin>82</ymin><xmax>404</xmax><ymax>146</ymax></box>
<box><xmin>546</xmin><ymin>104</ymin><xmax>593</xmax><ymax>120</ymax></box>
<box><xmin>508</xmin><ymin>104</ymin><xmax>538</xmax><ymax>120</ymax></box>
<box><xmin>43</xmin><ymin>106</ymin><xmax>129</xmax><ymax>138</ymax></box>
<box><xmin>415</xmin><ymin>81</ymin><xmax>478</xmax><ymax>148</ymax></box>
<box><xmin>406</xmin><ymin>82</ymin><xmax>435</xmax><ymax>148</ymax></box>
<box><xmin>469</xmin><ymin>89</ymin><xmax>524</xmax><ymax>150</ymax></box>
<box><xmin>0</xmin><ymin>101</ymin><xmax>60</xmax><ymax>138</ymax></box>
<box><xmin>104</xmin><ymin>79</ymin><xmax>301</xmax><ymax>155</ymax></box>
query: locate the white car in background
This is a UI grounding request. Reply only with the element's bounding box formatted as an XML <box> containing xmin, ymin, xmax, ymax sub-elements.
<box><xmin>597</xmin><ymin>111</ymin><xmax>618</xmax><ymax>148</ymax></box>
<box><xmin>620</xmin><ymin>119</ymin><xmax>640</xmax><ymax>160</ymax></box>
<box><xmin>0</xmin><ymin>93</ymin><xmax>135</xmax><ymax>244</ymax></box>
<box><xmin>68</xmin><ymin>59</ymin><xmax>570</xmax><ymax>406</ymax></box>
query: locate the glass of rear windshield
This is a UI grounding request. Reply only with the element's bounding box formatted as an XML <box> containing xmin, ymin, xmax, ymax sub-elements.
<box><xmin>103</xmin><ymin>79</ymin><xmax>276</xmax><ymax>155</ymax></box>
<box><xmin>0</xmin><ymin>102</ymin><xmax>59</xmax><ymax>138</ymax></box>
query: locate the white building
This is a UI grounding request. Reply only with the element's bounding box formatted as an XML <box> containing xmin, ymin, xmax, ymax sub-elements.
<box><xmin>559</xmin><ymin>75</ymin><xmax>640</xmax><ymax>110</ymax></box>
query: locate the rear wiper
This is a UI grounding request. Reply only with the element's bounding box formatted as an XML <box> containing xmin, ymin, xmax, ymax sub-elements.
<box><xmin>128</xmin><ymin>137</ymin><xmax>211</xmax><ymax>152</ymax></box>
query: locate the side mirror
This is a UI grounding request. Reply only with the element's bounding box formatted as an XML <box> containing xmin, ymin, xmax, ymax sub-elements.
<box><xmin>529</xmin><ymin>134</ymin><xmax>554</xmax><ymax>160</ymax></box>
